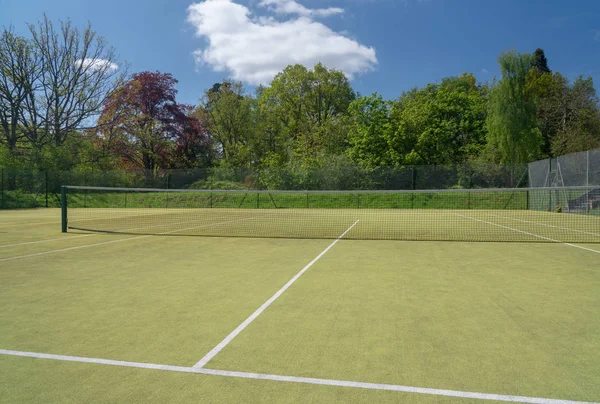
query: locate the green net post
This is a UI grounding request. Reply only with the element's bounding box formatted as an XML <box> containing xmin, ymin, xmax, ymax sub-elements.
<box><xmin>61</xmin><ymin>186</ymin><xmax>68</xmax><ymax>233</ymax></box>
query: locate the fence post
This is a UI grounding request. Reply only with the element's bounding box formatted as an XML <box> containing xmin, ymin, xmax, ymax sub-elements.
<box><xmin>1</xmin><ymin>168</ymin><xmax>4</xmax><ymax>209</ymax></box>
<box><xmin>61</xmin><ymin>186</ymin><xmax>67</xmax><ymax>233</ymax></box>
<box><xmin>586</xmin><ymin>150</ymin><xmax>590</xmax><ymax>187</ymax></box>
<box><xmin>45</xmin><ymin>171</ymin><xmax>49</xmax><ymax>208</ymax></box>
<box><xmin>411</xmin><ymin>167</ymin><xmax>416</xmax><ymax>190</ymax></box>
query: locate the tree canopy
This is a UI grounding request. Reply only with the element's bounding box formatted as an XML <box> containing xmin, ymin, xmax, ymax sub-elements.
<box><xmin>2</xmin><ymin>17</ymin><xmax>599</xmax><ymax>179</ymax></box>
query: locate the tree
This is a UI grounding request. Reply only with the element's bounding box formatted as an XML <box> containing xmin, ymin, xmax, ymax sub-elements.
<box><xmin>0</xmin><ymin>27</ymin><xmax>41</xmax><ymax>155</ymax></box>
<box><xmin>174</xmin><ymin>105</ymin><xmax>214</xmax><ymax>168</ymax></box>
<box><xmin>20</xmin><ymin>15</ymin><xmax>124</xmax><ymax>149</ymax></box>
<box><xmin>347</xmin><ymin>93</ymin><xmax>393</xmax><ymax>167</ymax></box>
<box><xmin>532</xmin><ymin>48</ymin><xmax>551</xmax><ymax>73</ymax></box>
<box><xmin>97</xmin><ymin>71</ymin><xmax>206</xmax><ymax>172</ymax></box>
<box><xmin>527</xmin><ymin>70</ymin><xmax>600</xmax><ymax>156</ymax></box>
<box><xmin>258</xmin><ymin>63</ymin><xmax>355</xmax><ymax>164</ymax></box>
<box><xmin>387</xmin><ymin>73</ymin><xmax>488</xmax><ymax>166</ymax></box>
<box><xmin>486</xmin><ymin>51</ymin><xmax>542</xmax><ymax>164</ymax></box>
<box><xmin>550</xmin><ymin>76</ymin><xmax>600</xmax><ymax>155</ymax></box>
<box><xmin>194</xmin><ymin>80</ymin><xmax>255</xmax><ymax>167</ymax></box>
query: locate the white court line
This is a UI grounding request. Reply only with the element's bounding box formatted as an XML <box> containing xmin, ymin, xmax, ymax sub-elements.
<box><xmin>0</xmin><ymin>234</ymin><xmax>96</xmax><ymax>248</ymax></box>
<box><xmin>0</xmin><ymin>217</ymin><xmax>258</xmax><ymax>263</ymax></box>
<box><xmin>0</xmin><ymin>213</ymin><xmax>236</xmax><ymax>249</ymax></box>
<box><xmin>489</xmin><ymin>214</ymin><xmax>600</xmax><ymax>238</ymax></box>
<box><xmin>0</xmin><ymin>350</ymin><xmax>596</xmax><ymax>404</ymax></box>
<box><xmin>193</xmin><ymin>220</ymin><xmax>360</xmax><ymax>369</ymax></box>
<box><xmin>455</xmin><ymin>214</ymin><xmax>600</xmax><ymax>255</ymax></box>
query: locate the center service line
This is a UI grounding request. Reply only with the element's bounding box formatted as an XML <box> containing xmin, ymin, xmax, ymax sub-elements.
<box><xmin>193</xmin><ymin>219</ymin><xmax>360</xmax><ymax>369</ymax></box>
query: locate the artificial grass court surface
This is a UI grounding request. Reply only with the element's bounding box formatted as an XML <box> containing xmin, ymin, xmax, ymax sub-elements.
<box><xmin>1</xmin><ymin>209</ymin><xmax>600</xmax><ymax>403</ymax></box>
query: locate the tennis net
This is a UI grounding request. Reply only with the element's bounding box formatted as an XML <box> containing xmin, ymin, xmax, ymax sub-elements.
<box><xmin>61</xmin><ymin>185</ymin><xmax>600</xmax><ymax>243</ymax></box>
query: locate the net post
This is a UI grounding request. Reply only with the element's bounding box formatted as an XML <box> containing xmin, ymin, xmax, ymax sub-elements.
<box><xmin>61</xmin><ymin>186</ymin><xmax>68</xmax><ymax>233</ymax></box>
<box><xmin>468</xmin><ymin>191</ymin><xmax>471</xmax><ymax>209</ymax></box>
<box><xmin>210</xmin><ymin>192</ymin><xmax>213</xmax><ymax>208</ymax></box>
<box><xmin>256</xmin><ymin>192</ymin><xmax>259</xmax><ymax>209</ymax></box>
<box><xmin>306</xmin><ymin>193</ymin><xmax>309</xmax><ymax>208</ymax></box>
<box><xmin>526</xmin><ymin>190</ymin><xmax>530</xmax><ymax>210</ymax></box>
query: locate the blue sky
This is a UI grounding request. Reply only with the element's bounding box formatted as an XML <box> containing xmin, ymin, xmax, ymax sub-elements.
<box><xmin>1</xmin><ymin>0</ymin><xmax>599</xmax><ymax>105</ymax></box>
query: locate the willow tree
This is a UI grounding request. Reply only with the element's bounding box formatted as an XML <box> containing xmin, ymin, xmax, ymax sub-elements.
<box><xmin>486</xmin><ymin>50</ymin><xmax>542</xmax><ymax>164</ymax></box>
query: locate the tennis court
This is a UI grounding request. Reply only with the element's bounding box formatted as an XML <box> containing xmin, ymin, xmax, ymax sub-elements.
<box><xmin>1</xmin><ymin>194</ymin><xmax>600</xmax><ymax>403</ymax></box>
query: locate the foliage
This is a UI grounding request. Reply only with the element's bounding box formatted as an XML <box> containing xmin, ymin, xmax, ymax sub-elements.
<box><xmin>388</xmin><ymin>73</ymin><xmax>488</xmax><ymax>166</ymax></box>
<box><xmin>258</xmin><ymin>63</ymin><xmax>355</xmax><ymax>164</ymax></box>
<box><xmin>347</xmin><ymin>93</ymin><xmax>393</xmax><ymax>167</ymax></box>
<box><xmin>532</xmin><ymin>48</ymin><xmax>551</xmax><ymax>73</ymax></box>
<box><xmin>2</xmin><ymin>19</ymin><xmax>600</xmax><ymax>183</ymax></box>
<box><xmin>194</xmin><ymin>80</ymin><xmax>256</xmax><ymax>167</ymax></box>
<box><xmin>97</xmin><ymin>71</ymin><xmax>210</xmax><ymax>172</ymax></box>
<box><xmin>527</xmin><ymin>71</ymin><xmax>600</xmax><ymax>156</ymax></box>
<box><xmin>486</xmin><ymin>50</ymin><xmax>542</xmax><ymax>164</ymax></box>
<box><xmin>0</xmin><ymin>15</ymin><xmax>124</xmax><ymax>155</ymax></box>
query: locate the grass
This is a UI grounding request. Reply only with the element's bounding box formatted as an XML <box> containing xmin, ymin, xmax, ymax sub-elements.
<box><xmin>1</xmin><ymin>209</ymin><xmax>600</xmax><ymax>403</ymax></box>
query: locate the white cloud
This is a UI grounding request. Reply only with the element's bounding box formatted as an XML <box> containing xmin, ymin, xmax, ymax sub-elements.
<box><xmin>186</xmin><ymin>0</ymin><xmax>377</xmax><ymax>85</ymax></box>
<box><xmin>76</xmin><ymin>58</ymin><xmax>119</xmax><ymax>73</ymax></box>
<box><xmin>481</xmin><ymin>68</ymin><xmax>489</xmax><ymax>74</ymax></box>
<box><xmin>258</xmin><ymin>0</ymin><xmax>343</xmax><ymax>17</ymax></box>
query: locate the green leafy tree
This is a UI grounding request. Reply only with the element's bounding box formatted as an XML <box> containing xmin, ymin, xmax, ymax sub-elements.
<box><xmin>347</xmin><ymin>93</ymin><xmax>393</xmax><ymax>167</ymax></box>
<box><xmin>527</xmin><ymin>70</ymin><xmax>600</xmax><ymax>156</ymax></box>
<box><xmin>387</xmin><ymin>73</ymin><xmax>488</xmax><ymax>165</ymax></box>
<box><xmin>195</xmin><ymin>80</ymin><xmax>255</xmax><ymax>167</ymax></box>
<box><xmin>550</xmin><ymin>76</ymin><xmax>600</xmax><ymax>155</ymax></box>
<box><xmin>486</xmin><ymin>51</ymin><xmax>542</xmax><ymax>164</ymax></box>
<box><xmin>258</xmin><ymin>63</ymin><xmax>355</xmax><ymax>165</ymax></box>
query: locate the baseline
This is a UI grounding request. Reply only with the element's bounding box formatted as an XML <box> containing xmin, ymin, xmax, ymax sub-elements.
<box><xmin>455</xmin><ymin>214</ymin><xmax>600</xmax><ymax>255</ymax></box>
<box><xmin>193</xmin><ymin>219</ymin><xmax>360</xmax><ymax>368</ymax></box>
<box><xmin>0</xmin><ymin>349</ymin><xmax>596</xmax><ymax>404</ymax></box>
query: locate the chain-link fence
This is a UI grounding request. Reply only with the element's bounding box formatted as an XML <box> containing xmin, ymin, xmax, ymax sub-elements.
<box><xmin>0</xmin><ymin>164</ymin><xmax>528</xmax><ymax>209</ymax></box>
<box><xmin>528</xmin><ymin>148</ymin><xmax>600</xmax><ymax>188</ymax></box>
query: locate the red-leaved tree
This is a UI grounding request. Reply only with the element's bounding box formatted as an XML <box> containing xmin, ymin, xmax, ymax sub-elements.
<box><xmin>97</xmin><ymin>71</ymin><xmax>211</xmax><ymax>171</ymax></box>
